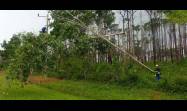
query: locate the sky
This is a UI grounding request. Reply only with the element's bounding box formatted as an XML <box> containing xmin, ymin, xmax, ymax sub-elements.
<box><xmin>114</xmin><ymin>10</ymin><xmax>149</xmax><ymax>28</ymax></box>
<box><xmin>0</xmin><ymin>10</ymin><xmax>47</xmax><ymax>44</ymax></box>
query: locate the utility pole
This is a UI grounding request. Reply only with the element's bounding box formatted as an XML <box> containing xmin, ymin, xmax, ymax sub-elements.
<box><xmin>37</xmin><ymin>11</ymin><xmax>50</xmax><ymax>79</ymax></box>
<box><xmin>38</xmin><ymin>11</ymin><xmax>50</xmax><ymax>33</ymax></box>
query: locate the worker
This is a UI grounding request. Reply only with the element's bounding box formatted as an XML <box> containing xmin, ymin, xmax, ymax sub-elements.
<box><xmin>155</xmin><ymin>64</ymin><xmax>161</xmax><ymax>80</ymax></box>
<box><xmin>40</xmin><ymin>27</ymin><xmax>47</xmax><ymax>33</ymax></box>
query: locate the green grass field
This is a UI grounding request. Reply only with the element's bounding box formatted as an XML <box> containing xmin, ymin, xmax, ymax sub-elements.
<box><xmin>0</xmin><ymin>74</ymin><xmax>90</xmax><ymax>100</ymax></box>
<box><xmin>0</xmin><ymin>72</ymin><xmax>186</xmax><ymax>100</ymax></box>
<box><xmin>39</xmin><ymin>80</ymin><xmax>186</xmax><ymax>100</ymax></box>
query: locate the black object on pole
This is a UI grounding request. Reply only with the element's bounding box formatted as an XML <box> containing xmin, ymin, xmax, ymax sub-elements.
<box><xmin>41</xmin><ymin>27</ymin><xmax>47</xmax><ymax>33</ymax></box>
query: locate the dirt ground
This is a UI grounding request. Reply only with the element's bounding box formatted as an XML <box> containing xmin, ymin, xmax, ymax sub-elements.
<box><xmin>151</xmin><ymin>91</ymin><xmax>161</xmax><ymax>100</ymax></box>
<box><xmin>28</xmin><ymin>75</ymin><xmax>61</xmax><ymax>84</ymax></box>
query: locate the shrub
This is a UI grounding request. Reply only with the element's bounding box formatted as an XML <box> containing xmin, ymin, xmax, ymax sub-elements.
<box><xmin>156</xmin><ymin>77</ymin><xmax>187</xmax><ymax>93</ymax></box>
<box><xmin>156</xmin><ymin>79</ymin><xmax>172</xmax><ymax>92</ymax></box>
<box><xmin>46</xmin><ymin>70</ymin><xmax>65</xmax><ymax>79</ymax></box>
<box><xmin>172</xmin><ymin>77</ymin><xmax>187</xmax><ymax>93</ymax></box>
<box><xmin>88</xmin><ymin>63</ymin><xmax>115</xmax><ymax>83</ymax></box>
<box><xmin>62</xmin><ymin>57</ymin><xmax>88</xmax><ymax>80</ymax></box>
<box><xmin>118</xmin><ymin>73</ymin><xmax>140</xmax><ymax>87</ymax></box>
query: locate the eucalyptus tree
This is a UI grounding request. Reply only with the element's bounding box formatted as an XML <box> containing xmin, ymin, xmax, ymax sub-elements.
<box><xmin>165</xmin><ymin>10</ymin><xmax>187</xmax><ymax>60</ymax></box>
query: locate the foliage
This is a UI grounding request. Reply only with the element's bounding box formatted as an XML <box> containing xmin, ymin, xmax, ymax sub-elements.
<box><xmin>0</xmin><ymin>34</ymin><xmax>21</xmax><ymax>68</ymax></box>
<box><xmin>165</xmin><ymin>10</ymin><xmax>187</xmax><ymax>24</ymax></box>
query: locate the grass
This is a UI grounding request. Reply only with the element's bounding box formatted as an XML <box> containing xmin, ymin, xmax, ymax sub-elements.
<box><xmin>39</xmin><ymin>79</ymin><xmax>186</xmax><ymax>100</ymax></box>
<box><xmin>0</xmin><ymin>84</ymin><xmax>90</xmax><ymax>100</ymax></box>
<box><xmin>0</xmin><ymin>73</ymin><xmax>185</xmax><ymax>100</ymax></box>
<box><xmin>0</xmin><ymin>74</ymin><xmax>90</xmax><ymax>100</ymax></box>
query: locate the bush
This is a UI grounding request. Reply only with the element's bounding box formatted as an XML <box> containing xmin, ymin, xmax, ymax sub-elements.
<box><xmin>62</xmin><ymin>57</ymin><xmax>90</xmax><ymax>80</ymax></box>
<box><xmin>7</xmin><ymin>62</ymin><xmax>21</xmax><ymax>80</ymax></box>
<box><xmin>87</xmin><ymin>61</ymin><xmax>141</xmax><ymax>86</ymax></box>
<box><xmin>172</xmin><ymin>77</ymin><xmax>187</xmax><ymax>93</ymax></box>
<box><xmin>46</xmin><ymin>70</ymin><xmax>65</xmax><ymax>79</ymax></box>
<box><xmin>156</xmin><ymin>79</ymin><xmax>172</xmax><ymax>92</ymax></box>
<box><xmin>118</xmin><ymin>73</ymin><xmax>140</xmax><ymax>87</ymax></box>
<box><xmin>89</xmin><ymin>63</ymin><xmax>116</xmax><ymax>83</ymax></box>
<box><xmin>156</xmin><ymin>77</ymin><xmax>187</xmax><ymax>93</ymax></box>
<box><xmin>49</xmin><ymin>56</ymin><xmax>128</xmax><ymax>83</ymax></box>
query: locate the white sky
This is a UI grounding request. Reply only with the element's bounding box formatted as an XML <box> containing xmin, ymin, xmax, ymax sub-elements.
<box><xmin>0</xmin><ymin>10</ymin><xmax>47</xmax><ymax>44</ymax></box>
<box><xmin>114</xmin><ymin>10</ymin><xmax>149</xmax><ymax>28</ymax></box>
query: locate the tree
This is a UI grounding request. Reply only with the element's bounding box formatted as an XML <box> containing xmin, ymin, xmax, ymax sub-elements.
<box><xmin>1</xmin><ymin>34</ymin><xmax>21</xmax><ymax>68</ymax></box>
<box><xmin>165</xmin><ymin>10</ymin><xmax>187</xmax><ymax>24</ymax></box>
<box><xmin>146</xmin><ymin>10</ymin><xmax>160</xmax><ymax>64</ymax></box>
<box><xmin>6</xmin><ymin>33</ymin><xmax>36</xmax><ymax>83</ymax></box>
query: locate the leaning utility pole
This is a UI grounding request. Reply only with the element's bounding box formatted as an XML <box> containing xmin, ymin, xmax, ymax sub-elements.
<box><xmin>38</xmin><ymin>10</ymin><xmax>50</xmax><ymax>33</ymax></box>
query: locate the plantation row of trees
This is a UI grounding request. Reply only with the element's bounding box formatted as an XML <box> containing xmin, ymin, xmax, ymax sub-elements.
<box><xmin>0</xmin><ymin>10</ymin><xmax>187</xmax><ymax>83</ymax></box>
<box><xmin>117</xmin><ymin>10</ymin><xmax>187</xmax><ymax>64</ymax></box>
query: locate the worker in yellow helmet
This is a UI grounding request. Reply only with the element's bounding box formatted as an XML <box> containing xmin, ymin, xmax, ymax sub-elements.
<box><xmin>155</xmin><ymin>64</ymin><xmax>161</xmax><ymax>80</ymax></box>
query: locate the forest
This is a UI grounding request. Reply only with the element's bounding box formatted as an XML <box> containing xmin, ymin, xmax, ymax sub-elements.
<box><xmin>0</xmin><ymin>10</ymin><xmax>186</xmax><ymax>100</ymax></box>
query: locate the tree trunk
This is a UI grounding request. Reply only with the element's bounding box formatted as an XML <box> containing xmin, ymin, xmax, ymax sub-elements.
<box><xmin>178</xmin><ymin>24</ymin><xmax>183</xmax><ymax>59</ymax></box>
<box><xmin>183</xmin><ymin>24</ymin><xmax>187</xmax><ymax>57</ymax></box>
<box><xmin>131</xmin><ymin>10</ymin><xmax>135</xmax><ymax>55</ymax></box>
<box><xmin>122</xmin><ymin>18</ymin><xmax>125</xmax><ymax>33</ymax></box>
<box><xmin>169</xmin><ymin>29</ymin><xmax>173</xmax><ymax>63</ymax></box>
<box><xmin>173</xmin><ymin>24</ymin><xmax>178</xmax><ymax>61</ymax></box>
<box><xmin>108</xmin><ymin>49</ymin><xmax>112</xmax><ymax>64</ymax></box>
<box><xmin>127</xmin><ymin>11</ymin><xmax>130</xmax><ymax>52</ymax></box>
<box><xmin>161</xmin><ymin>23</ymin><xmax>164</xmax><ymax>61</ymax></box>
<box><xmin>158</xmin><ymin>23</ymin><xmax>161</xmax><ymax>62</ymax></box>
<box><xmin>163</xmin><ymin>23</ymin><xmax>167</xmax><ymax>62</ymax></box>
<box><xmin>150</xmin><ymin>18</ymin><xmax>156</xmax><ymax>65</ymax></box>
